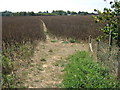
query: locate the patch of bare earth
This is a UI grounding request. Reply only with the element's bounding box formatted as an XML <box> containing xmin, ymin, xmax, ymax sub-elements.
<box><xmin>15</xmin><ymin>21</ymin><xmax>89</xmax><ymax>88</ymax></box>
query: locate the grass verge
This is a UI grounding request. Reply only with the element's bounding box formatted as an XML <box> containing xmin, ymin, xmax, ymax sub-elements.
<box><xmin>62</xmin><ymin>51</ymin><xmax>120</xmax><ymax>88</ymax></box>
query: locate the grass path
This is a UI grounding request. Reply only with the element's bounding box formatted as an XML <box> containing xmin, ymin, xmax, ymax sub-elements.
<box><xmin>15</xmin><ymin>21</ymin><xmax>89</xmax><ymax>88</ymax></box>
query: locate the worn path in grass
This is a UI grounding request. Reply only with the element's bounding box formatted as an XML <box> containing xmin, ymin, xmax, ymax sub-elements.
<box><xmin>17</xmin><ymin>21</ymin><xmax>89</xmax><ymax>88</ymax></box>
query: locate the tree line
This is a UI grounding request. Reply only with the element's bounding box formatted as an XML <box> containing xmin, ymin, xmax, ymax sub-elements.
<box><xmin>1</xmin><ymin>10</ymin><xmax>96</xmax><ymax>16</ymax></box>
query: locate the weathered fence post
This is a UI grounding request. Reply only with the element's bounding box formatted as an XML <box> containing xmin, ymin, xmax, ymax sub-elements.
<box><xmin>109</xmin><ymin>30</ymin><xmax>112</xmax><ymax>49</ymax></box>
<box><xmin>89</xmin><ymin>35</ymin><xmax>93</xmax><ymax>52</ymax></box>
<box><xmin>107</xmin><ymin>24</ymin><xmax>113</xmax><ymax>61</ymax></box>
<box><xmin>97</xmin><ymin>39</ymin><xmax>100</xmax><ymax>62</ymax></box>
<box><xmin>108</xmin><ymin>30</ymin><xmax>112</xmax><ymax>61</ymax></box>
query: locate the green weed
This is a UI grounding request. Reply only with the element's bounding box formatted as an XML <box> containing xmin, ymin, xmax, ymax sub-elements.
<box><xmin>51</xmin><ymin>40</ymin><xmax>57</xmax><ymax>42</ymax></box>
<box><xmin>62</xmin><ymin>41</ymin><xmax>69</xmax><ymax>44</ymax></box>
<box><xmin>69</xmin><ymin>39</ymin><xmax>76</xmax><ymax>43</ymax></box>
<box><xmin>62</xmin><ymin>51</ymin><xmax>120</xmax><ymax>88</ymax></box>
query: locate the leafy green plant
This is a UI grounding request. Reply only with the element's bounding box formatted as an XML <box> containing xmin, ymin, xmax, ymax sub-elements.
<box><xmin>62</xmin><ymin>41</ymin><xmax>69</xmax><ymax>44</ymax></box>
<box><xmin>2</xmin><ymin>56</ymin><xmax>16</xmax><ymax>88</ymax></box>
<box><xmin>62</xmin><ymin>51</ymin><xmax>120</xmax><ymax>88</ymax></box>
<box><xmin>92</xmin><ymin>0</ymin><xmax>120</xmax><ymax>81</ymax></box>
<box><xmin>2</xmin><ymin>56</ymin><xmax>12</xmax><ymax>74</ymax></box>
<box><xmin>18</xmin><ymin>44</ymin><xmax>34</xmax><ymax>59</ymax></box>
<box><xmin>2</xmin><ymin>43</ymin><xmax>34</xmax><ymax>88</ymax></box>
<box><xmin>69</xmin><ymin>39</ymin><xmax>76</xmax><ymax>43</ymax></box>
<box><xmin>92</xmin><ymin>0</ymin><xmax>120</xmax><ymax>41</ymax></box>
<box><xmin>2</xmin><ymin>74</ymin><xmax>16</xmax><ymax>88</ymax></box>
<box><xmin>51</xmin><ymin>40</ymin><xmax>57</xmax><ymax>42</ymax></box>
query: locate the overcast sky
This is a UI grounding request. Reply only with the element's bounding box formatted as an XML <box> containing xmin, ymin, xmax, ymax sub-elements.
<box><xmin>0</xmin><ymin>0</ymin><xmax>114</xmax><ymax>13</ymax></box>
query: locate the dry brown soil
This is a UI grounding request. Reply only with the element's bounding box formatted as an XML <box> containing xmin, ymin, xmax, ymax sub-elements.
<box><xmin>14</xmin><ymin>21</ymin><xmax>89</xmax><ymax>88</ymax></box>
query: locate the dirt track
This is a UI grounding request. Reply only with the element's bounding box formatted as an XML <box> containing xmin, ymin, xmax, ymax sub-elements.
<box><xmin>15</xmin><ymin>21</ymin><xmax>89</xmax><ymax>88</ymax></box>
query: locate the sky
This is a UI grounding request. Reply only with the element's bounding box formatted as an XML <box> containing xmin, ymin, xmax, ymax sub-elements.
<box><xmin>0</xmin><ymin>0</ymin><xmax>114</xmax><ymax>13</ymax></box>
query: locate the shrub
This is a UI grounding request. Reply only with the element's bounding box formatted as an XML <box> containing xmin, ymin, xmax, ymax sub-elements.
<box><xmin>62</xmin><ymin>51</ymin><xmax>120</xmax><ymax>88</ymax></box>
<box><xmin>2</xmin><ymin>55</ymin><xmax>15</xmax><ymax>88</ymax></box>
<box><xmin>2</xmin><ymin>56</ymin><xmax>12</xmax><ymax>74</ymax></box>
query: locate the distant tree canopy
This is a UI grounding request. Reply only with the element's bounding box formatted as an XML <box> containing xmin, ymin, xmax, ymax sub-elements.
<box><xmin>1</xmin><ymin>10</ymin><xmax>95</xmax><ymax>16</ymax></box>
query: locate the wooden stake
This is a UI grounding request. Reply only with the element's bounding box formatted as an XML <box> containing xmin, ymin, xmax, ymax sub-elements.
<box><xmin>89</xmin><ymin>35</ymin><xmax>93</xmax><ymax>52</ymax></box>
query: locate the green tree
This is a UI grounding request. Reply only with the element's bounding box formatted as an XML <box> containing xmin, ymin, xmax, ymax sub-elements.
<box><xmin>67</xmin><ymin>10</ymin><xmax>71</xmax><ymax>15</ymax></box>
<box><xmin>71</xmin><ymin>11</ymin><xmax>77</xmax><ymax>15</ymax></box>
<box><xmin>2</xmin><ymin>11</ymin><xmax>13</xmax><ymax>16</ymax></box>
<box><xmin>93</xmin><ymin>0</ymin><xmax>120</xmax><ymax>41</ymax></box>
<box><xmin>78</xmin><ymin>11</ymin><xmax>81</xmax><ymax>14</ymax></box>
<box><xmin>28</xmin><ymin>11</ymin><xmax>35</xmax><ymax>16</ymax></box>
<box><xmin>93</xmin><ymin>0</ymin><xmax>120</xmax><ymax>80</ymax></box>
<box><xmin>52</xmin><ymin>10</ymin><xmax>67</xmax><ymax>15</ymax></box>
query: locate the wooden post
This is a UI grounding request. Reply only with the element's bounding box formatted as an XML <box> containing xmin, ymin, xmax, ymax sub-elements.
<box><xmin>97</xmin><ymin>39</ymin><xmax>100</xmax><ymax>62</ymax></box>
<box><xmin>89</xmin><ymin>35</ymin><xmax>93</xmax><ymax>52</ymax></box>
<box><xmin>108</xmin><ymin>30</ymin><xmax>112</xmax><ymax>61</ymax></box>
<box><xmin>107</xmin><ymin>24</ymin><xmax>112</xmax><ymax>61</ymax></box>
<box><xmin>109</xmin><ymin>30</ymin><xmax>112</xmax><ymax>47</ymax></box>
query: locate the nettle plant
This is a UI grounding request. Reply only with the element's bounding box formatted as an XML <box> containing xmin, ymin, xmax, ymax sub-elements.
<box><xmin>93</xmin><ymin>0</ymin><xmax>120</xmax><ymax>42</ymax></box>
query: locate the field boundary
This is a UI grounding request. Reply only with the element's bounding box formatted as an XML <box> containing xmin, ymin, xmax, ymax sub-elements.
<box><xmin>89</xmin><ymin>38</ymin><xmax>119</xmax><ymax>77</ymax></box>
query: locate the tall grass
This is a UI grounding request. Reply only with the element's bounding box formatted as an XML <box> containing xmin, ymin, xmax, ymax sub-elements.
<box><xmin>40</xmin><ymin>16</ymin><xmax>104</xmax><ymax>41</ymax></box>
<box><xmin>2</xmin><ymin>16</ymin><xmax>45</xmax><ymax>45</ymax></box>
